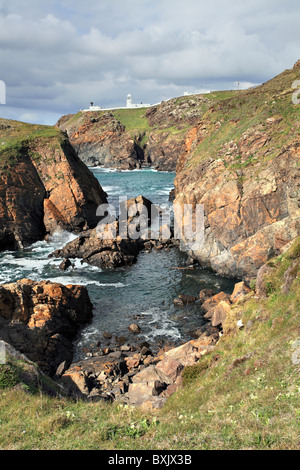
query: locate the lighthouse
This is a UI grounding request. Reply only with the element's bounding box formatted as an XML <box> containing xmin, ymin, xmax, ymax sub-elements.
<box><xmin>126</xmin><ymin>94</ymin><xmax>133</xmax><ymax>108</ymax></box>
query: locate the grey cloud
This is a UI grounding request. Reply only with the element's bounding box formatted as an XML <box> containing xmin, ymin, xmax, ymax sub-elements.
<box><xmin>0</xmin><ymin>0</ymin><xmax>299</xmax><ymax>124</ymax></box>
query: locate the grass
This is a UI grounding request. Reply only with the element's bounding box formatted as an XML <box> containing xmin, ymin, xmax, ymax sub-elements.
<box><xmin>112</xmin><ymin>108</ymin><xmax>151</xmax><ymax>133</ymax></box>
<box><xmin>186</xmin><ymin>65</ymin><xmax>300</xmax><ymax>169</ymax></box>
<box><xmin>0</xmin><ymin>118</ymin><xmax>68</xmax><ymax>169</ymax></box>
<box><xmin>60</xmin><ymin>90</ymin><xmax>242</xmax><ymax>150</ymax></box>
<box><xmin>0</xmin><ymin>238</ymin><xmax>299</xmax><ymax>450</ymax></box>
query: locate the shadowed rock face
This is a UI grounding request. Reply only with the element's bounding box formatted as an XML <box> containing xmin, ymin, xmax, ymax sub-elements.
<box><xmin>50</xmin><ymin>195</ymin><xmax>174</xmax><ymax>269</ymax></box>
<box><xmin>56</xmin><ymin>95</ymin><xmax>213</xmax><ymax>172</ymax></box>
<box><xmin>0</xmin><ymin>279</ymin><xmax>93</xmax><ymax>376</ymax></box>
<box><xmin>0</xmin><ymin>120</ymin><xmax>108</xmax><ymax>250</ymax></box>
<box><xmin>50</xmin><ymin>226</ymin><xmax>144</xmax><ymax>269</ymax></box>
<box><xmin>56</xmin><ymin>112</ymin><xmax>145</xmax><ymax>170</ymax></box>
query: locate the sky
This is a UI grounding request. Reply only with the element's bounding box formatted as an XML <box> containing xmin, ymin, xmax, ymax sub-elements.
<box><xmin>0</xmin><ymin>0</ymin><xmax>299</xmax><ymax>125</ymax></box>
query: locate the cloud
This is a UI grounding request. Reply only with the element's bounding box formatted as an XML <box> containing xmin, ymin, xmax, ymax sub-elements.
<box><xmin>0</xmin><ymin>0</ymin><xmax>299</xmax><ymax>124</ymax></box>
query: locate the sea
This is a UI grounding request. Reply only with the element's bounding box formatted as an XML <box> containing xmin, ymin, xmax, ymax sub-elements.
<box><xmin>0</xmin><ymin>168</ymin><xmax>236</xmax><ymax>359</ymax></box>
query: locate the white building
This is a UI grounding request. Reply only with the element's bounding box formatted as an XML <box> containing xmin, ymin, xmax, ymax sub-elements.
<box><xmin>83</xmin><ymin>95</ymin><xmax>153</xmax><ymax>112</ymax></box>
<box><xmin>126</xmin><ymin>94</ymin><xmax>151</xmax><ymax>109</ymax></box>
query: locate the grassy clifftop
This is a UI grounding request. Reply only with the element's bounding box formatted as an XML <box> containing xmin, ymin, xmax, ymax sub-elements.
<box><xmin>0</xmin><ymin>118</ymin><xmax>68</xmax><ymax>168</ymax></box>
<box><xmin>0</xmin><ymin>238</ymin><xmax>299</xmax><ymax>450</ymax></box>
<box><xmin>185</xmin><ymin>63</ymin><xmax>300</xmax><ymax>170</ymax></box>
<box><xmin>56</xmin><ymin>90</ymin><xmax>241</xmax><ymax>171</ymax></box>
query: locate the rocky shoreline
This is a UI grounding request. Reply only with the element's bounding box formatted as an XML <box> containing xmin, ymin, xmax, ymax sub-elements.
<box><xmin>0</xmin><ymin>273</ymin><xmax>253</xmax><ymax>411</ymax></box>
<box><xmin>1</xmin><ymin>61</ymin><xmax>299</xmax><ymax>413</ymax></box>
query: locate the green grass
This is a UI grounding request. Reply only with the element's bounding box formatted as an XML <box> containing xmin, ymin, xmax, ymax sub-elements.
<box><xmin>186</xmin><ymin>65</ymin><xmax>300</xmax><ymax>169</ymax></box>
<box><xmin>0</xmin><ymin>119</ymin><xmax>67</xmax><ymax>169</ymax></box>
<box><xmin>111</xmin><ymin>108</ymin><xmax>151</xmax><ymax>133</ymax></box>
<box><xmin>0</xmin><ymin>239</ymin><xmax>299</xmax><ymax>450</ymax></box>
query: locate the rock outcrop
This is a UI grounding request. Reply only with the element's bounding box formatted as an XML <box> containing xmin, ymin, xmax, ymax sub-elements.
<box><xmin>57</xmin><ymin>112</ymin><xmax>144</xmax><ymax>170</ymax></box>
<box><xmin>0</xmin><ymin>119</ymin><xmax>107</xmax><ymax>250</ymax></box>
<box><xmin>50</xmin><ymin>226</ymin><xmax>143</xmax><ymax>269</ymax></box>
<box><xmin>59</xmin><ymin>331</ymin><xmax>217</xmax><ymax>409</ymax></box>
<box><xmin>173</xmin><ymin>63</ymin><xmax>300</xmax><ymax>281</ymax></box>
<box><xmin>50</xmin><ymin>195</ymin><xmax>176</xmax><ymax>268</ymax></box>
<box><xmin>0</xmin><ymin>279</ymin><xmax>93</xmax><ymax>375</ymax></box>
<box><xmin>56</xmin><ymin>95</ymin><xmax>214</xmax><ymax>172</ymax></box>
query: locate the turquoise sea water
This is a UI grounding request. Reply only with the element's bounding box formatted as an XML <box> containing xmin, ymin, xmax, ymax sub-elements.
<box><xmin>0</xmin><ymin>168</ymin><xmax>236</xmax><ymax>359</ymax></box>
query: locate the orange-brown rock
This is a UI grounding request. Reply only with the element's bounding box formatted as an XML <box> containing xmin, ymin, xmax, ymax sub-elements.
<box><xmin>211</xmin><ymin>301</ymin><xmax>232</xmax><ymax>327</ymax></box>
<box><xmin>173</xmin><ymin>63</ymin><xmax>300</xmax><ymax>281</ymax></box>
<box><xmin>202</xmin><ymin>292</ymin><xmax>231</xmax><ymax>317</ymax></box>
<box><xmin>56</xmin><ymin>95</ymin><xmax>213</xmax><ymax>172</ymax></box>
<box><xmin>57</xmin><ymin>112</ymin><xmax>144</xmax><ymax>170</ymax></box>
<box><xmin>0</xmin><ymin>279</ymin><xmax>93</xmax><ymax>375</ymax></box>
<box><xmin>0</xmin><ymin>119</ymin><xmax>107</xmax><ymax>250</ymax></box>
<box><xmin>230</xmin><ymin>281</ymin><xmax>252</xmax><ymax>304</ymax></box>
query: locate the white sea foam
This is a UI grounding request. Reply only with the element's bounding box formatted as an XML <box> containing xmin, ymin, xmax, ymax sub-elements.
<box><xmin>140</xmin><ymin>307</ymin><xmax>181</xmax><ymax>341</ymax></box>
<box><xmin>46</xmin><ymin>276</ymin><xmax>126</xmax><ymax>288</ymax></box>
<box><xmin>156</xmin><ymin>189</ymin><xmax>173</xmax><ymax>196</ymax></box>
<box><xmin>89</xmin><ymin>167</ymin><xmax>118</xmax><ymax>173</ymax></box>
<box><xmin>102</xmin><ymin>185</ymin><xmax>122</xmax><ymax>195</ymax></box>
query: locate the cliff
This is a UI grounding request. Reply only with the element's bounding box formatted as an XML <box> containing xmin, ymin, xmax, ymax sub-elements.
<box><xmin>0</xmin><ymin>119</ymin><xmax>107</xmax><ymax>250</ymax></box>
<box><xmin>0</xmin><ymin>279</ymin><xmax>93</xmax><ymax>375</ymax></box>
<box><xmin>173</xmin><ymin>61</ymin><xmax>300</xmax><ymax>281</ymax></box>
<box><xmin>56</xmin><ymin>94</ymin><xmax>230</xmax><ymax>171</ymax></box>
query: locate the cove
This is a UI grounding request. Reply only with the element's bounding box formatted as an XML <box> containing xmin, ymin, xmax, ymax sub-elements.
<box><xmin>0</xmin><ymin>168</ymin><xmax>237</xmax><ymax>360</ymax></box>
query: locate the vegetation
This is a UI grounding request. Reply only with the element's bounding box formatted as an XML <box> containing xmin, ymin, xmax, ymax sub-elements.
<box><xmin>187</xmin><ymin>66</ymin><xmax>300</xmax><ymax>168</ymax></box>
<box><xmin>0</xmin><ymin>119</ymin><xmax>67</xmax><ymax>169</ymax></box>
<box><xmin>0</xmin><ymin>239</ymin><xmax>299</xmax><ymax>450</ymax></box>
<box><xmin>112</xmin><ymin>108</ymin><xmax>151</xmax><ymax>133</ymax></box>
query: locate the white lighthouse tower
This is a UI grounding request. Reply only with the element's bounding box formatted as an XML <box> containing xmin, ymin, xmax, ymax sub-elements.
<box><xmin>126</xmin><ymin>94</ymin><xmax>133</xmax><ymax>108</ymax></box>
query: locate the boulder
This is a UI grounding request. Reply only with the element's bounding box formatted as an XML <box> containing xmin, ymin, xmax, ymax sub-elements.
<box><xmin>155</xmin><ymin>358</ymin><xmax>183</xmax><ymax>384</ymax></box>
<box><xmin>50</xmin><ymin>226</ymin><xmax>142</xmax><ymax>269</ymax></box>
<box><xmin>255</xmin><ymin>263</ymin><xmax>274</xmax><ymax>297</ymax></box>
<box><xmin>0</xmin><ymin>279</ymin><xmax>93</xmax><ymax>376</ymax></box>
<box><xmin>128</xmin><ymin>324</ymin><xmax>141</xmax><ymax>334</ymax></box>
<box><xmin>230</xmin><ymin>281</ymin><xmax>252</xmax><ymax>303</ymax></box>
<box><xmin>59</xmin><ymin>259</ymin><xmax>73</xmax><ymax>271</ymax></box>
<box><xmin>50</xmin><ymin>195</ymin><xmax>164</xmax><ymax>269</ymax></box>
<box><xmin>174</xmin><ymin>294</ymin><xmax>198</xmax><ymax>306</ymax></box>
<box><xmin>128</xmin><ymin>380</ymin><xmax>166</xmax><ymax>404</ymax></box>
<box><xmin>135</xmin><ymin>396</ymin><xmax>167</xmax><ymax>411</ymax></box>
<box><xmin>211</xmin><ymin>301</ymin><xmax>232</xmax><ymax>327</ymax></box>
<box><xmin>202</xmin><ymin>291</ymin><xmax>231</xmax><ymax>319</ymax></box>
<box><xmin>199</xmin><ymin>288</ymin><xmax>217</xmax><ymax>302</ymax></box>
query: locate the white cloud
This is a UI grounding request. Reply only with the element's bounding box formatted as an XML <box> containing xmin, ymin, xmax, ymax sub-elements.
<box><xmin>0</xmin><ymin>0</ymin><xmax>299</xmax><ymax>124</ymax></box>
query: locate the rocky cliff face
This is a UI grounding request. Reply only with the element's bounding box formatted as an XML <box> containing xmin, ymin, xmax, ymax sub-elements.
<box><xmin>57</xmin><ymin>111</ymin><xmax>143</xmax><ymax>170</ymax></box>
<box><xmin>173</xmin><ymin>62</ymin><xmax>300</xmax><ymax>282</ymax></box>
<box><xmin>0</xmin><ymin>120</ymin><xmax>107</xmax><ymax>250</ymax></box>
<box><xmin>0</xmin><ymin>279</ymin><xmax>93</xmax><ymax>375</ymax></box>
<box><xmin>56</xmin><ymin>95</ymin><xmax>215</xmax><ymax>171</ymax></box>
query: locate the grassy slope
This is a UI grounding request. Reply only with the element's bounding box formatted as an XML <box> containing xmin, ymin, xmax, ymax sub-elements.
<box><xmin>0</xmin><ymin>239</ymin><xmax>299</xmax><ymax>450</ymax></box>
<box><xmin>59</xmin><ymin>91</ymin><xmax>239</xmax><ymax>146</ymax></box>
<box><xmin>185</xmin><ymin>66</ymin><xmax>300</xmax><ymax>170</ymax></box>
<box><xmin>0</xmin><ymin>118</ymin><xmax>67</xmax><ymax>169</ymax></box>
